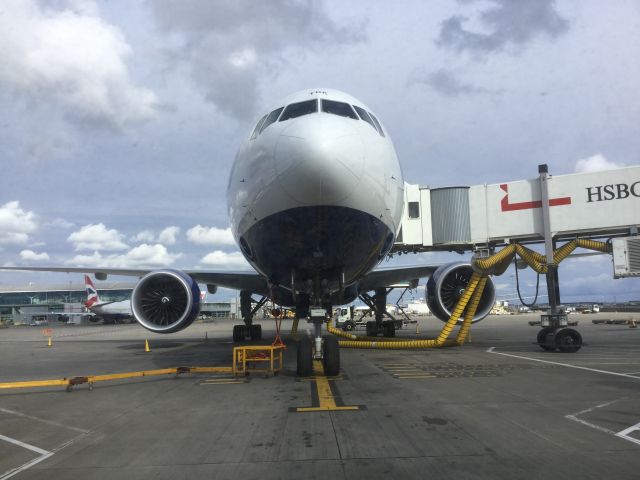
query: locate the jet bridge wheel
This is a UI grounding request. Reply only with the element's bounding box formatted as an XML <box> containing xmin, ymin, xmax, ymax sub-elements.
<box><xmin>537</xmin><ymin>327</ymin><xmax>556</xmax><ymax>351</ymax></box>
<box><xmin>322</xmin><ymin>336</ymin><xmax>340</xmax><ymax>376</ymax></box>
<box><xmin>555</xmin><ymin>328</ymin><xmax>582</xmax><ymax>353</ymax></box>
<box><xmin>297</xmin><ymin>337</ymin><xmax>313</xmax><ymax>377</ymax></box>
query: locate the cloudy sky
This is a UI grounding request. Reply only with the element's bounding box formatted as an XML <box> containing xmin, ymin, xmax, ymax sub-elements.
<box><xmin>1</xmin><ymin>0</ymin><xmax>639</xmax><ymax>303</ymax></box>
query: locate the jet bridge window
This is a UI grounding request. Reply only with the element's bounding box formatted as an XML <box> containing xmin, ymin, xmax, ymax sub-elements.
<box><xmin>279</xmin><ymin>99</ymin><xmax>318</xmax><ymax>121</ymax></box>
<box><xmin>259</xmin><ymin>107</ymin><xmax>284</xmax><ymax>134</ymax></box>
<box><xmin>408</xmin><ymin>201</ymin><xmax>420</xmax><ymax>219</ymax></box>
<box><xmin>250</xmin><ymin>114</ymin><xmax>267</xmax><ymax>140</ymax></box>
<box><xmin>321</xmin><ymin>99</ymin><xmax>358</xmax><ymax>119</ymax></box>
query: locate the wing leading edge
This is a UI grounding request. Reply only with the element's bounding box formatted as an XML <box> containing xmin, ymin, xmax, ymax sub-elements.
<box><xmin>0</xmin><ymin>264</ymin><xmax>439</xmax><ymax>296</ymax></box>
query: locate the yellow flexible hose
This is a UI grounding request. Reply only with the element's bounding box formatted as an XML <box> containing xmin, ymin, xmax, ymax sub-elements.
<box><xmin>329</xmin><ymin>237</ymin><xmax>611</xmax><ymax>350</ymax></box>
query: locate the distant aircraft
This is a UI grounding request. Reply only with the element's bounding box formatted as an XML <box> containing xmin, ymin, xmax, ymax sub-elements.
<box><xmin>84</xmin><ymin>275</ymin><xmax>132</xmax><ymax>324</ymax></box>
<box><xmin>1</xmin><ymin>89</ymin><xmax>495</xmax><ymax>376</ymax></box>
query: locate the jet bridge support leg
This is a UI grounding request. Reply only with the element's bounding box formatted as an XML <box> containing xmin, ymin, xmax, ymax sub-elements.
<box><xmin>537</xmin><ymin>164</ymin><xmax>582</xmax><ymax>353</ymax></box>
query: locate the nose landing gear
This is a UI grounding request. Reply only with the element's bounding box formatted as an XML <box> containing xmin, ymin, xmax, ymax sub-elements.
<box><xmin>296</xmin><ymin>307</ymin><xmax>340</xmax><ymax>377</ymax></box>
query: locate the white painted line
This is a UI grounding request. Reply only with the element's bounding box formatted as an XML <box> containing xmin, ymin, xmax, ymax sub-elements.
<box><xmin>564</xmin><ymin>400</ymin><xmax>640</xmax><ymax>447</ymax></box>
<box><xmin>0</xmin><ymin>408</ymin><xmax>89</xmax><ymax>434</ymax></box>
<box><xmin>0</xmin><ymin>434</ymin><xmax>53</xmax><ymax>480</ymax></box>
<box><xmin>616</xmin><ymin>422</ymin><xmax>640</xmax><ymax>446</ymax></box>
<box><xmin>486</xmin><ymin>347</ymin><xmax>640</xmax><ymax>380</ymax></box>
<box><xmin>0</xmin><ymin>434</ymin><xmax>49</xmax><ymax>455</ymax></box>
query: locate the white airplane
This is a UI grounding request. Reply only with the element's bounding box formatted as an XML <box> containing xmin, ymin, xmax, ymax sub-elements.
<box><xmin>2</xmin><ymin>89</ymin><xmax>495</xmax><ymax>376</ymax></box>
<box><xmin>84</xmin><ymin>275</ymin><xmax>132</xmax><ymax>324</ymax></box>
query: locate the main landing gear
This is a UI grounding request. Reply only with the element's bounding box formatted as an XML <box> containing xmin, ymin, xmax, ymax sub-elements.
<box><xmin>537</xmin><ymin>313</ymin><xmax>583</xmax><ymax>353</ymax></box>
<box><xmin>232</xmin><ymin>291</ymin><xmax>267</xmax><ymax>342</ymax></box>
<box><xmin>361</xmin><ymin>288</ymin><xmax>400</xmax><ymax>338</ymax></box>
<box><xmin>296</xmin><ymin>307</ymin><xmax>340</xmax><ymax>377</ymax></box>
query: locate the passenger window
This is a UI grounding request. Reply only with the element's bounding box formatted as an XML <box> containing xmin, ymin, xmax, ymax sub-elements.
<box><xmin>321</xmin><ymin>99</ymin><xmax>358</xmax><ymax>119</ymax></box>
<box><xmin>353</xmin><ymin>105</ymin><xmax>377</xmax><ymax>132</ymax></box>
<box><xmin>279</xmin><ymin>99</ymin><xmax>318</xmax><ymax>121</ymax></box>
<box><xmin>259</xmin><ymin>107</ymin><xmax>284</xmax><ymax>133</ymax></box>
<box><xmin>250</xmin><ymin>114</ymin><xmax>267</xmax><ymax>140</ymax></box>
<box><xmin>369</xmin><ymin>112</ymin><xmax>385</xmax><ymax>137</ymax></box>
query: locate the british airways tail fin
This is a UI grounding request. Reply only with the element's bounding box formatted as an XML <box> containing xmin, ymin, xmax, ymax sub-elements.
<box><xmin>84</xmin><ymin>274</ymin><xmax>100</xmax><ymax>308</ymax></box>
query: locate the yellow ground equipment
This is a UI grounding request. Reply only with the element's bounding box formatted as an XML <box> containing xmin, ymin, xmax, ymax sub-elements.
<box><xmin>232</xmin><ymin>345</ymin><xmax>284</xmax><ymax>376</ymax></box>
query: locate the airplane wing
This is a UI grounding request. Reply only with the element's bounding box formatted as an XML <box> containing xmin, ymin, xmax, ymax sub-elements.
<box><xmin>358</xmin><ymin>265</ymin><xmax>440</xmax><ymax>292</ymax></box>
<box><xmin>0</xmin><ymin>266</ymin><xmax>269</xmax><ymax>296</ymax></box>
<box><xmin>0</xmin><ymin>264</ymin><xmax>439</xmax><ymax>295</ymax></box>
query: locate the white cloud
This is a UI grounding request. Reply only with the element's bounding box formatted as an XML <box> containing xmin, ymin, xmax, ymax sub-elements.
<box><xmin>20</xmin><ymin>249</ymin><xmax>50</xmax><ymax>261</ymax></box>
<box><xmin>132</xmin><ymin>230</ymin><xmax>155</xmax><ymax>242</ymax></box>
<box><xmin>0</xmin><ymin>201</ymin><xmax>37</xmax><ymax>245</ymax></box>
<box><xmin>200</xmin><ymin>250</ymin><xmax>250</xmax><ymax>269</ymax></box>
<box><xmin>574</xmin><ymin>153</ymin><xmax>625</xmax><ymax>173</ymax></box>
<box><xmin>187</xmin><ymin>225</ymin><xmax>235</xmax><ymax>246</ymax></box>
<box><xmin>66</xmin><ymin>244</ymin><xmax>181</xmax><ymax>268</ymax></box>
<box><xmin>44</xmin><ymin>217</ymin><xmax>75</xmax><ymax>229</ymax></box>
<box><xmin>158</xmin><ymin>226</ymin><xmax>180</xmax><ymax>245</ymax></box>
<box><xmin>67</xmin><ymin>223</ymin><xmax>128</xmax><ymax>251</ymax></box>
<box><xmin>0</xmin><ymin>0</ymin><xmax>158</xmax><ymax>130</ymax></box>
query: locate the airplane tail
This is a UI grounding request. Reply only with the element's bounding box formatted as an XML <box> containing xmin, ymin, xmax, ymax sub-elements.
<box><xmin>84</xmin><ymin>274</ymin><xmax>100</xmax><ymax>308</ymax></box>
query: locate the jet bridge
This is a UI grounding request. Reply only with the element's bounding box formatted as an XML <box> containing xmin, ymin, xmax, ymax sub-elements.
<box><xmin>393</xmin><ymin>164</ymin><xmax>640</xmax><ymax>352</ymax></box>
<box><xmin>395</xmin><ymin>164</ymin><xmax>640</xmax><ymax>277</ymax></box>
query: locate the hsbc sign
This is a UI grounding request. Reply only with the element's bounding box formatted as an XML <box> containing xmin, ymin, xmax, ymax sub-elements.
<box><xmin>586</xmin><ymin>182</ymin><xmax>640</xmax><ymax>203</ymax></box>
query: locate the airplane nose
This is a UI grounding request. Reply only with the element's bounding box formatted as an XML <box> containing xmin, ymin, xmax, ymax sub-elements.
<box><xmin>274</xmin><ymin>116</ymin><xmax>364</xmax><ymax>204</ymax></box>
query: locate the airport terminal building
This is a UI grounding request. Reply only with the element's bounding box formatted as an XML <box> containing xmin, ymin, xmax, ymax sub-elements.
<box><xmin>0</xmin><ymin>282</ymin><xmax>237</xmax><ymax>322</ymax></box>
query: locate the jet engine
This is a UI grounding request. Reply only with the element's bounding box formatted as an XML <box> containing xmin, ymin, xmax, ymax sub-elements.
<box><xmin>131</xmin><ymin>270</ymin><xmax>201</xmax><ymax>333</ymax></box>
<box><xmin>426</xmin><ymin>262</ymin><xmax>495</xmax><ymax>324</ymax></box>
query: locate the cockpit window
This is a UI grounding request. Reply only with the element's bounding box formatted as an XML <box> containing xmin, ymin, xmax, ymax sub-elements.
<box><xmin>250</xmin><ymin>114</ymin><xmax>267</xmax><ymax>140</ymax></box>
<box><xmin>259</xmin><ymin>107</ymin><xmax>284</xmax><ymax>134</ymax></box>
<box><xmin>279</xmin><ymin>99</ymin><xmax>318</xmax><ymax>121</ymax></box>
<box><xmin>321</xmin><ymin>99</ymin><xmax>358</xmax><ymax>119</ymax></box>
<box><xmin>353</xmin><ymin>105</ymin><xmax>377</xmax><ymax>132</ymax></box>
<box><xmin>369</xmin><ymin>112</ymin><xmax>385</xmax><ymax>137</ymax></box>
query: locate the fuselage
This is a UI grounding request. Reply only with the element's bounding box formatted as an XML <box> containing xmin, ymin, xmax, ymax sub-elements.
<box><xmin>227</xmin><ymin>89</ymin><xmax>404</xmax><ymax>306</ymax></box>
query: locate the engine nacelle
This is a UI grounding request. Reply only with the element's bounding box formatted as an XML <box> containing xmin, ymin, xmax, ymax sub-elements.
<box><xmin>426</xmin><ymin>262</ymin><xmax>495</xmax><ymax>324</ymax></box>
<box><xmin>131</xmin><ymin>270</ymin><xmax>201</xmax><ymax>333</ymax></box>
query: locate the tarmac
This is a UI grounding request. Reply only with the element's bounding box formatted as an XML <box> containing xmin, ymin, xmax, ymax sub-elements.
<box><xmin>1</xmin><ymin>312</ymin><xmax>640</xmax><ymax>479</ymax></box>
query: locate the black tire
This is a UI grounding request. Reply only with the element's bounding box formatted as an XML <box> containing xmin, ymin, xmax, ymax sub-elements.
<box><xmin>297</xmin><ymin>338</ymin><xmax>313</xmax><ymax>377</ymax></box>
<box><xmin>537</xmin><ymin>327</ymin><xmax>556</xmax><ymax>351</ymax></box>
<box><xmin>366</xmin><ymin>321</ymin><xmax>378</xmax><ymax>337</ymax></box>
<box><xmin>250</xmin><ymin>324</ymin><xmax>262</xmax><ymax>341</ymax></box>
<box><xmin>322</xmin><ymin>336</ymin><xmax>340</xmax><ymax>376</ymax></box>
<box><xmin>556</xmin><ymin>328</ymin><xmax>582</xmax><ymax>353</ymax></box>
<box><xmin>232</xmin><ymin>325</ymin><xmax>246</xmax><ymax>342</ymax></box>
<box><xmin>343</xmin><ymin>321</ymin><xmax>355</xmax><ymax>331</ymax></box>
<box><xmin>382</xmin><ymin>320</ymin><xmax>396</xmax><ymax>338</ymax></box>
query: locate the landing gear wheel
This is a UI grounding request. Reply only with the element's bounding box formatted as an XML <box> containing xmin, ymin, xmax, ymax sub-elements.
<box><xmin>366</xmin><ymin>321</ymin><xmax>378</xmax><ymax>337</ymax></box>
<box><xmin>555</xmin><ymin>328</ymin><xmax>582</xmax><ymax>353</ymax></box>
<box><xmin>232</xmin><ymin>325</ymin><xmax>246</xmax><ymax>342</ymax></box>
<box><xmin>382</xmin><ymin>320</ymin><xmax>396</xmax><ymax>338</ymax></box>
<box><xmin>322</xmin><ymin>336</ymin><xmax>340</xmax><ymax>376</ymax></box>
<box><xmin>297</xmin><ymin>337</ymin><xmax>313</xmax><ymax>377</ymax></box>
<box><xmin>249</xmin><ymin>324</ymin><xmax>262</xmax><ymax>341</ymax></box>
<box><xmin>343</xmin><ymin>321</ymin><xmax>355</xmax><ymax>331</ymax></box>
<box><xmin>537</xmin><ymin>327</ymin><xmax>556</xmax><ymax>351</ymax></box>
